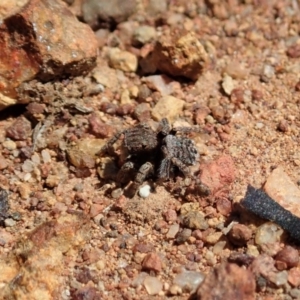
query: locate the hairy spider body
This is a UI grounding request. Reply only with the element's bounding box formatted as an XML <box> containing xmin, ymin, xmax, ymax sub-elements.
<box><xmin>158</xmin><ymin>134</ymin><xmax>199</xmax><ymax>180</ymax></box>
<box><xmin>100</xmin><ymin>123</ymin><xmax>158</xmax><ymax>156</ymax></box>
<box><xmin>100</xmin><ymin>118</ymin><xmax>200</xmax><ymax>197</ymax></box>
<box><xmin>124</xmin><ymin>123</ymin><xmax>158</xmax><ymax>153</ymax></box>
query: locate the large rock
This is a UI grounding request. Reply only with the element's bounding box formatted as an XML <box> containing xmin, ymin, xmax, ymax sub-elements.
<box><xmin>152</xmin><ymin>32</ymin><xmax>209</xmax><ymax>81</ymax></box>
<box><xmin>196</xmin><ymin>263</ymin><xmax>256</xmax><ymax>300</ymax></box>
<box><xmin>0</xmin><ymin>213</ymin><xmax>90</xmax><ymax>299</ymax></box>
<box><xmin>264</xmin><ymin>166</ymin><xmax>300</xmax><ymax>218</ymax></box>
<box><xmin>0</xmin><ymin>0</ymin><xmax>98</xmax><ymax>110</ymax></box>
<box><xmin>199</xmin><ymin>155</ymin><xmax>236</xmax><ymax>196</ymax></box>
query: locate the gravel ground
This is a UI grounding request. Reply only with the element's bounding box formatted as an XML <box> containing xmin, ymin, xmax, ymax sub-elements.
<box><xmin>2</xmin><ymin>1</ymin><xmax>300</xmax><ymax>299</ymax></box>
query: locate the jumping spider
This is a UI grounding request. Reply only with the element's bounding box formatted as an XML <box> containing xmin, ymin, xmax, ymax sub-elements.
<box><xmin>99</xmin><ymin>118</ymin><xmax>199</xmax><ymax>197</ymax></box>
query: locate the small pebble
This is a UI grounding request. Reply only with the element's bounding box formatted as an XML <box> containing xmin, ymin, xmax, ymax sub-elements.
<box><xmin>204</xmin><ymin>232</ymin><xmax>223</xmax><ymax>245</ymax></box>
<box><xmin>111</xmin><ymin>188</ymin><xmax>123</xmax><ymax>199</ymax></box>
<box><xmin>132</xmin><ymin>272</ymin><xmax>148</xmax><ymax>288</ymax></box>
<box><xmin>22</xmin><ymin>160</ymin><xmax>35</xmax><ymax>173</ymax></box>
<box><xmin>6</xmin><ymin>116</ymin><xmax>32</xmax><ymax>140</ymax></box>
<box><xmin>166</xmin><ymin>224</ymin><xmax>180</xmax><ymax>239</ymax></box>
<box><xmin>2</xmin><ymin>140</ymin><xmax>17</xmax><ymax>150</ymax></box>
<box><xmin>180</xmin><ymin>203</ymin><xmax>200</xmax><ymax>215</ymax></box>
<box><xmin>164</xmin><ymin>209</ymin><xmax>177</xmax><ymax>222</ymax></box>
<box><xmin>289</xmin><ymin>288</ymin><xmax>300</xmax><ymax>299</ymax></box>
<box><xmin>143</xmin><ymin>75</ymin><xmax>175</xmax><ymax>95</ymax></box>
<box><xmin>255</xmin><ymin>222</ymin><xmax>284</xmax><ymax>246</ymax></box>
<box><xmin>133</xmin><ymin>103</ymin><xmax>151</xmax><ymax>122</ymax></box>
<box><xmin>173</xmin><ymin>271</ymin><xmax>205</xmax><ymax>293</ymax></box>
<box><xmin>143</xmin><ymin>275</ymin><xmax>163</xmax><ymax>295</ymax></box>
<box><xmin>224</xmin><ymin>61</ymin><xmax>248</xmax><ymax>79</ymax></box>
<box><xmin>228</xmin><ymin>224</ymin><xmax>252</xmax><ymax>246</ymax></box>
<box><xmin>176</xmin><ymin>228</ymin><xmax>192</xmax><ymax>244</ymax></box>
<box><xmin>276</xmin><ymin>246</ymin><xmax>299</xmax><ymax>269</ymax></box>
<box><xmin>0</xmin><ymin>156</ymin><xmax>8</xmax><ymax>170</ymax></box>
<box><xmin>222</xmin><ymin>74</ymin><xmax>235</xmax><ymax>96</ymax></box>
<box><xmin>41</xmin><ymin>149</ymin><xmax>52</xmax><ymax>163</ymax></box>
<box><xmin>261</xmin><ymin>64</ymin><xmax>275</xmax><ymax>82</ymax></box>
<box><xmin>255</xmin><ymin>122</ymin><xmax>264</xmax><ymax>129</ymax></box>
<box><xmin>169</xmin><ymin>284</ymin><xmax>182</xmax><ymax>295</ymax></box>
<box><xmin>4</xmin><ymin>218</ymin><xmax>16</xmax><ymax>227</ymax></box>
<box><xmin>139</xmin><ymin>185</ymin><xmax>151</xmax><ymax>198</ymax></box>
<box><xmin>213</xmin><ymin>241</ymin><xmax>227</xmax><ymax>255</ymax></box>
<box><xmin>182</xmin><ymin>211</ymin><xmax>208</xmax><ymax>230</ymax></box>
<box><xmin>277</xmin><ymin>120</ymin><xmax>289</xmax><ymax>132</ymax></box>
<box><xmin>108</xmin><ymin>48</ymin><xmax>137</xmax><ymax>72</ymax></box>
<box><xmin>132</xmin><ymin>26</ymin><xmax>156</xmax><ymax>46</ymax></box>
<box><xmin>142</xmin><ymin>252</ymin><xmax>162</xmax><ymax>272</ymax></box>
<box><xmin>152</xmin><ymin>95</ymin><xmax>184</xmax><ymax>123</ymax></box>
<box><xmin>205</xmin><ymin>250</ymin><xmax>217</xmax><ymax>266</ymax></box>
<box><xmin>288</xmin><ymin>268</ymin><xmax>300</xmax><ymax>287</ymax></box>
<box><xmin>268</xmin><ymin>271</ymin><xmax>288</xmax><ymax>287</ymax></box>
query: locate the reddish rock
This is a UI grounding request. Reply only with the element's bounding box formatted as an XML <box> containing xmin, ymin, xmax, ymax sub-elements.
<box><xmin>75</xmin><ymin>267</ymin><xmax>94</xmax><ymax>284</ymax></box>
<box><xmin>228</xmin><ymin>224</ymin><xmax>252</xmax><ymax>246</ymax></box>
<box><xmin>133</xmin><ymin>103</ymin><xmax>151</xmax><ymax>122</ymax></box>
<box><xmin>142</xmin><ymin>252</ymin><xmax>162</xmax><ymax>272</ymax></box>
<box><xmin>275</xmin><ymin>246</ymin><xmax>299</xmax><ymax>269</ymax></box>
<box><xmin>88</xmin><ymin>112</ymin><xmax>114</xmax><ymax>138</ymax></box>
<box><xmin>288</xmin><ymin>267</ymin><xmax>300</xmax><ymax>287</ymax></box>
<box><xmin>0</xmin><ymin>214</ymin><xmax>91</xmax><ymax>299</ymax></box>
<box><xmin>250</xmin><ymin>254</ymin><xmax>277</xmax><ymax>278</ymax></box>
<box><xmin>196</xmin><ymin>263</ymin><xmax>256</xmax><ymax>300</ymax></box>
<box><xmin>287</xmin><ymin>44</ymin><xmax>300</xmax><ymax>58</ymax></box>
<box><xmin>100</xmin><ymin>102</ymin><xmax>118</xmax><ymax>115</ymax></box>
<box><xmin>26</xmin><ymin>102</ymin><xmax>46</xmax><ymax>115</ymax></box>
<box><xmin>0</xmin><ymin>0</ymin><xmax>97</xmax><ymax>110</ymax></box>
<box><xmin>216</xmin><ymin>198</ymin><xmax>232</xmax><ymax>216</ymax></box>
<box><xmin>194</xmin><ymin>106</ymin><xmax>210</xmax><ymax>125</ymax></box>
<box><xmin>199</xmin><ymin>155</ymin><xmax>236</xmax><ymax>197</ymax></box>
<box><xmin>133</xmin><ymin>243</ymin><xmax>155</xmax><ymax>253</ymax></box>
<box><xmin>67</xmin><ymin>148</ymin><xmax>96</xmax><ymax>169</ymax></box>
<box><xmin>116</xmin><ymin>103</ymin><xmax>135</xmax><ymax>116</ymax></box>
<box><xmin>249</xmin><ymin>254</ymin><xmax>289</xmax><ymax>286</ymax></box>
<box><xmin>0</xmin><ymin>156</ymin><xmax>8</xmax><ymax>170</ymax></box>
<box><xmin>152</xmin><ymin>32</ymin><xmax>209</xmax><ymax>81</ymax></box>
<box><xmin>113</xmin><ymin>195</ymin><xmax>128</xmax><ymax>210</ymax></box>
<box><xmin>230</xmin><ymin>88</ymin><xmax>244</xmax><ymax>105</ymax></box>
<box><xmin>164</xmin><ymin>209</ymin><xmax>177</xmax><ymax>222</ymax></box>
<box><xmin>6</xmin><ymin>116</ymin><xmax>32</xmax><ymax>140</ymax></box>
<box><xmin>89</xmin><ymin>204</ymin><xmax>104</xmax><ymax>218</ymax></box>
<box><xmin>72</xmin><ymin>286</ymin><xmax>101</xmax><ymax>300</ymax></box>
<box><xmin>277</xmin><ymin>120</ymin><xmax>289</xmax><ymax>133</ymax></box>
<box><xmin>264</xmin><ymin>166</ymin><xmax>300</xmax><ymax>218</ymax></box>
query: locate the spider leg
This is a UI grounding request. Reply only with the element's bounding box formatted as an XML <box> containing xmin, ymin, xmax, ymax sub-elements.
<box><xmin>161</xmin><ymin>143</ymin><xmax>191</xmax><ymax>178</ymax></box>
<box><xmin>157</xmin><ymin>118</ymin><xmax>171</xmax><ymax>135</ymax></box>
<box><xmin>98</xmin><ymin>130</ymin><xmax>124</xmax><ymax>155</ymax></box>
<box><xmin>158</xmin><ymin>158</ymin><xmax>172</xmax><ymax>180</ymax></box>
<box><xmin>130</xmin><ymin>162</ymin><xmax>154</xmax><ymax>194</ymax></box>
<box><xmin>157</xmin><ymin>145</ymin><xmax>171</xmax><ymax>180</ymax></box>
<box><xmin>116</xmin><ymin>161</ymin><xmax>135</xmax><ymax>184</ymax></box>
<box><xmin>170</xmin><ymin>156</ymin><xmax>191</xmax><ymax>177</ymax></box>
